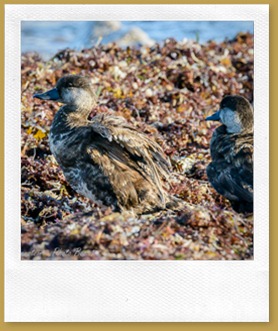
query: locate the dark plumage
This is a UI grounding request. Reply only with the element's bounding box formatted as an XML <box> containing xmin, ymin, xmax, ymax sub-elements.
<box><xmin>206</xmin><ymin>95</ymin><xmax>253</xmax><ymax>213</ymax></box>
<box><xmin>34</xmin><ymin>75</ymin><xmax>184</xmax><ymax>215</ymax></box>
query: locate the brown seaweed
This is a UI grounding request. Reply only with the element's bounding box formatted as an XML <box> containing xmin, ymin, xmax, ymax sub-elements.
<box><xmin>21</xmin><ymin>33</ymin><xmax>254</xmax><ymax>260</ymax></box>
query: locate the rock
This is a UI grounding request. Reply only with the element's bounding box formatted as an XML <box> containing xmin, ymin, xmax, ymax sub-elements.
<box><xmin>92</xmin><ymin>21</ymin><xmax>122</xmax><ymax>38</ymax></box>
<box><xmin>116</xmin><ymin>27</ymin><xmax>155</xmax><ymax>47</ymax></box>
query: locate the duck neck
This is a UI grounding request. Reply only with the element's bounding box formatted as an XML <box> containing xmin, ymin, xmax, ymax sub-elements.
<box><xmin>73</xmin><ymin>95</ymin><xmax>97</xmax><ymax>114</ymax></box>
<box><xmin>66</xmin><ymin>91</ymin><xmax>97</xmax><ymax>128</ymax></box>
<box><xmin>65</xmin><ymin>105</ymin><xmax>92</xmax><ymax>128</ymax></box>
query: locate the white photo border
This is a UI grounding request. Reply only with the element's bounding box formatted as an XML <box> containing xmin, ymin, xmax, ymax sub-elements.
<box><xmin>5</xmin><ymin>4</ymin><xmax>269</xmax><ymax>322</ymax></box>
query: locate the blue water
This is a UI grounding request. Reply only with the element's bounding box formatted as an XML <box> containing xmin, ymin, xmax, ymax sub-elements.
<box><xmin>21</xmin><ymin>21</ymin><xmax>253</xmax><ymax>60</ymax></box>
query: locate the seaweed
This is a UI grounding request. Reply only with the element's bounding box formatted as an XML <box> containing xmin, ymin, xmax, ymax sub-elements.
<box><xmin>21</xmin><ymin>33</ymin><xmax>254</xmax><ymax>260</ymax></box>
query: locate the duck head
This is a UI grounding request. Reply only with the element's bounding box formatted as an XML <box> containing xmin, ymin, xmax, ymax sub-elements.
<box><xmin>33</xmin><ymin>75</ymin><xmax>97</xmax><ymax>110</ymax></box>
<box><xmin>206</xmin><ymin>95</ymin><xmax>253</xmax><ymax>133</ymax></box>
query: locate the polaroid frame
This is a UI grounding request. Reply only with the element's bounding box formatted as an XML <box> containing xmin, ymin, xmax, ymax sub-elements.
<box><xmin>5</xmin><ymin>4</ymin><xmax>269</xmax><ymax>322</ymax></box>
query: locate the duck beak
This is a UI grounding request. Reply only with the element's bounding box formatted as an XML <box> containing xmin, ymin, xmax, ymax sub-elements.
<box><xmin>206</xmin><ymin>110</ymin><xmax>221</xmax><ymax>121</ymax></box>
<box><xmin>33</xmin><ymin>88</ymin><xmax>60</xmax><ymax>101</ymax></box>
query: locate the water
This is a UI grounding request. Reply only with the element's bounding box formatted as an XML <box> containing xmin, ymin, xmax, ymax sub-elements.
<box><xmin>21</xmin><ymin>21</ymin><xmax>253</xmax><ymax>60</ymax></box>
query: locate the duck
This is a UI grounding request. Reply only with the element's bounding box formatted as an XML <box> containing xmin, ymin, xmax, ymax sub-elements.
<box><xmin>205</xmin><ymin>95</ymin><xmax>253</xmax><ymax>213</ymax></box>
<box><xmin>33</xmin><ymin>75</ymin><xmax>184</xmax><ymax>215</ymax></box>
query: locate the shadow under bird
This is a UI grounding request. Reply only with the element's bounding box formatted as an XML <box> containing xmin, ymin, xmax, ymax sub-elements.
<box><xmin>205</xmin><ymin>95</ymin><xmax>253</xmax><ymax>213</ymax></box>
<box><xmin>33</xmin><ymin>75</ymin><xmax>184</xmax><ymax>215</ymax></box>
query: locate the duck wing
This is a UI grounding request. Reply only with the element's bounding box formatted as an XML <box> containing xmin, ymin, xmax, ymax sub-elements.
<box><xmin>87</xmin><ymin>115</ymin><xmax>171</xmax><ymax>210</ymax></box>
<box><xmin>208</xmin><ymin>136</ymin><xmax>253</xmax><ymax>203</ymax></box>
<box><xmin>90</xmin><ymin>115</ymin><xmax>170</xmax><ymax>177</ymax></box>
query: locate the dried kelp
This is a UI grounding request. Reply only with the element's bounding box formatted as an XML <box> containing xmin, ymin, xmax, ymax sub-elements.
<box><xmin>21</xmin><ymin>33</ymin><xmax>254</xmax><ymax>260</ymax></box>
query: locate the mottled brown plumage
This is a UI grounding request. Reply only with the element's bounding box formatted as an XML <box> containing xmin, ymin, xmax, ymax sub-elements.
<box><xmin>34</xmin><ymin>75</ymin><xmax>184</xmax><ymax>215</ymax></box>
<box><xmin>206</xmin><ymin>95</ymin><xmax>253</xmax><ymax>213</ymax></box>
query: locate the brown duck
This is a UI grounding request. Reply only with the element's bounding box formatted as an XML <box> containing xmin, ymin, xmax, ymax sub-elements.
<box><xmin>206</xmin><ymin>95</ymin><xmax>253</xmax><ymax>213</ymax></box>
<box><xmin>34</xmin><ymin>75</ymin><xmax>184</xmax><ymax>215</ymax></box>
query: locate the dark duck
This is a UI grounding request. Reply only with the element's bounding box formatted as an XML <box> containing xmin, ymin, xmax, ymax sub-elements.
<box><xmin>205</xmin><ymin>95</ymin><xmax>253</xmax><ymax>213</ymax></box>
<box><xmin>34</xmin><ymin>75</ymin><xmax>183</xmax><ymax>215</ymax></box>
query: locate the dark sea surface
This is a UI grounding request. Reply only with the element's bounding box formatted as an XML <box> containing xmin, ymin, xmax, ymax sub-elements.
<box><xmin>21</xmin><ymin>21</ymin><xmax>254</xmax><ymax>60</ymax></box>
